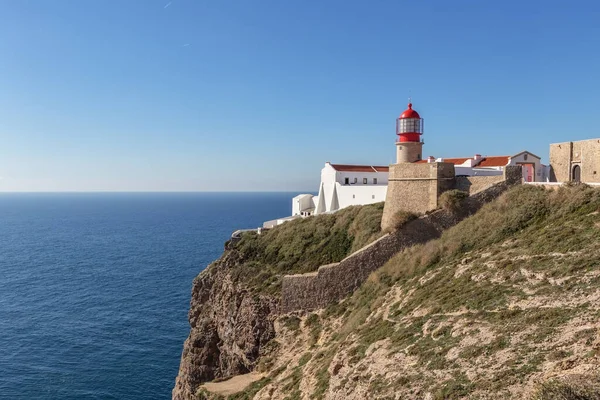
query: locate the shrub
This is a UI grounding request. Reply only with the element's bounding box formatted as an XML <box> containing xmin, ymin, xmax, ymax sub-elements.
<box><xmin>230</xmin><ymin>202</ymin><xmax>385</xmax><ymax>293</ymax></box>
<box><xmin>385</xmin><ymin>210</ymin><xmax>418</xmax><ymax>233</ymax></box>
<box><xmin>439</xmin><ymin>190</ymin><xmax>469</xmax><ymax>212</ymax></box>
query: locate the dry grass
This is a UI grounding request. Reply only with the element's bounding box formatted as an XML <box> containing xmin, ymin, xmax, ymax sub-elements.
<box><xmin>439</xmin><ymin>189</ymin><xmax>469</xmax><ymax>212</ymax></box>
<box><xmin>228</xmin><ymin>202</ymin><xmax>385</xmax><ymax>293</ymax></box>
<box><xmin>383</xmin><ymin>210</ymin><xmax>419</xmax><ymax>233</ymax></box>
<box><xmin>264</xmin><ymin>184</ymin><xmax>600</xmax><ymax>399</ymax></box>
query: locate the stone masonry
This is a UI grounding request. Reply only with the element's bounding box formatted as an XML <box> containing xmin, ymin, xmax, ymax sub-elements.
<box><xmin>381</xmin><ymin>162</ymin><xmax>455</xmax><ymax>231</ymax></box>
<box><xmin>550</xmin><ymin>138</ymin><xmax>600</xmax><ymax>183</ymax></box>
<box><xmin>281</xmin><ymin>170</ymin><xmax>521</xmax><ymax>313</ymax></box>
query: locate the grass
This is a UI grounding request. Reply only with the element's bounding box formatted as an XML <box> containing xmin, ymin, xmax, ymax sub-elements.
<box><xmin>238</xmin><ymin>185</ymin><xmax>600</xmax><ymax>399</ymax></box>
<box><xmin>530</xmin><ymin>376</ymin><xmax>600</xmax><ymax>400</ymax></box>
<box><xmin>226</xmin><ymin>202</ymin><xmax>385</xmax><ymax>294</ymax></box>
<box><xmin>292</xmin><ymin>184</ymin><xmax>600</xmax><ymax>398</ymax></box>
<box><xmin>304</xmin><ymin>313</ymin><xmax>322</xmax><ymax>346</ymax></box>
<box><xmin>438</xmin><ymin>189</ymin><xmax>469</xmax><ymax>212</ymax></box>
<box><xmin>227</xmin><ymin>377</ymin><xmax>272</xmax><ymax>400</ymax></box>
<box><xmin>384</xmin><ymin>210</ymin><xmax>419</xmax><ymax>233</ymax></box>
<box><xmin>281</xmin><ymin>316</ymin><xmax>301</xmax><ymax>331</ymax></box>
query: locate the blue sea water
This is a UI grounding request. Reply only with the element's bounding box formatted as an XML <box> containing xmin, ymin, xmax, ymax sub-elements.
<box><xmin>0</xmin><ymin>193</ymin><xmax>294</xmax><ymax>400</ymax></box>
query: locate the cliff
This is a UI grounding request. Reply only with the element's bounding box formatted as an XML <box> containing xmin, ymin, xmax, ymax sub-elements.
<box><xmin>172</xmin><ymin>248</ymin><xmax>279</xmax><ymax>400</ymax></box>
<box><xmin>173</xmin><ymin>203</ymin><xmax>386</xmax><ymax>399</ymax></box>
<box><xmin>175</xmin><ymin>184</ymin><xmax>600</xmax><ymax>399</ymax></box>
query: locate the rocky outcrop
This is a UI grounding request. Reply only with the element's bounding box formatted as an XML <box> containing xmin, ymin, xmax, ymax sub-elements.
<box><xmin>172</xmin><ymin>248</ymin><xmax>279</xmax><ymax>400</ymax></box>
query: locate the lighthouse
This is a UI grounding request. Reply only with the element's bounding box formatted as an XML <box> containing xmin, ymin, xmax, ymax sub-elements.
<box><xmin>395</xmin><ymin>102</ymin><xmax>424</xmax><ymax>163</ymax></box>
<box><xmin>382</xmin><ymin>100</ymin><xmax>455</xmax><ymax>229</ymax></box>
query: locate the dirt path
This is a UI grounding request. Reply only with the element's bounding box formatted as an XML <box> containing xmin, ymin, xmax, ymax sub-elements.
<box><xmin>202</xmin><ymin>372</ymin><xmax>264</xmax><ymax>396</ymax></box>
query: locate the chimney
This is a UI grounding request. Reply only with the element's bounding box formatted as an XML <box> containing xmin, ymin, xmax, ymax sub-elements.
<box><xmin>474</xmin><ymin>154</ymin><xmax>482</xmax><ymax>161</ymax></box>
<box><xmin>427</xmin><ymin>156</ymin><xmax>435</xmax><ymax>163</ymax></box>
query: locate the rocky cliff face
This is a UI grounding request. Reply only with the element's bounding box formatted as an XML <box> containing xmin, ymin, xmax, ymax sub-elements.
<box><xmin>177</xmin><ymin>185</ymin><xmax>600</xmax><ymax>400</ymax></box>
<box><xmin>172</xmin><ymin>246</ymin><xmax>279</xmax><ymax>400</ymax></box>
<box><xmin>172</xmin><ymin>203</ymin><xmax>387</xmax><ymax>399</ymax></box>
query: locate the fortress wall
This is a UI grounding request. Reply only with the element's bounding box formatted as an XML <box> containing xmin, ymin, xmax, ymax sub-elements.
<box><xmin>504</xmin><ymin>165</ymin><xmax>524</xmax><ymax>185</ymax></box>
<box><xmin>572</xmin><ymin>139</ymin><xmax>600</xmax><ymax>182</ymax></box>
<box><xmin>281</xmin><ymin>179</ymin><xmax>517</xmax><ymax>313</ymax></box>
<box><xmin>455</xmin><ymin>175</ymin><xmax>505</xmax><ymax>195</ymax></box>
<box><xmin>381</xmin><ymin>162</ymin><xmax>456</xmax><ymax>230</ymax></box>
<box><xmin>550</xmin><ymin>139</ymin><xmax>600</xmax><ymax>183</ymax></box>
<box><xmin>549</xmin><ymin>142</ymin><xmax>572</xmax><ymax>182</ymax></box>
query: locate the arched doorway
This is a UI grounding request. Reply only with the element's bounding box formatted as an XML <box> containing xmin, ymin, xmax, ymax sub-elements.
<box><xmin>572</xmin><ymin>165</ymin><xmax>581</xmax><ymax>182</ymax></box>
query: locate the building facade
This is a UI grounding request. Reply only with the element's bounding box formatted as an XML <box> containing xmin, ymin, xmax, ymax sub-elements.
<box><xmin>292</xmin><ymin>162</ymin><xmax>388</xmax><ymax>217</ymax></box>
<box><xmin>283</xmin><ymin>101</ymin><xmax>546</xmax><ymax>228</ymax></box>
<box><xmin>420</xmin><ymin>151</ymin><xmax>547</xmax><ymax>182</ymax></box>
<box><xmin>381</xmin><ymin>102</ymin><xmax>524</xmax><ymax>230</ymax></box>
<box><xmin>549</xmin><ymin>138</ymin><xmax>600</xmax><ymax>183</ymax></box>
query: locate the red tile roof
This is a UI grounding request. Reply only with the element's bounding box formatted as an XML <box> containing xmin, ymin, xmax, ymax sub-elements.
<box><xmin>477</xmin><ymin>156</ymin><xmax>509</xmax><ymax>167</ymax></box>
<box><xmin>330</xmin><ymin>164</ymin><xmax>389</xmax><ymax>172</ymax></box>
<box><xmin>442</xmin><ymin>157</ymin><xmax>471</xmax><ymax>165</ymax></box>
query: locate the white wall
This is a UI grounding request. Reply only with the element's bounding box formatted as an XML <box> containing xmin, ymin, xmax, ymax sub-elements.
<box><xmin>316</xmin><ymin>164</ymin><xmax>389</xmax><ymax>213</ymax></box>
<box><xmin>335</xmin><ymin>184</ymin><xmax>388</xmax><ymax>210</ymax></box>
<box><xmin>292</xmin><ymin>194</ymin><xmax>314</xmax><ymax>216</ymax></box>
<box><xmin>455</xmin><ymin>166</ymin><xmax>503</xmax><ymax>176</ymax></box>
<box><xmin>508</xmin><ymin>153</ymin><xmax>543</xmax><ymax>182</ymax></box>
<box><xmin>333</xmin><ymin>170</ymin><xmax>388</xmax><ymax>185</ymax></box>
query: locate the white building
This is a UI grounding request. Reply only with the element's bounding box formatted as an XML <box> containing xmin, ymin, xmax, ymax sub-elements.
<box><xmin>418</xmin><ymin>151</ymin><xmax>549</xmax><ymax>182</ymax></box>
<box><xmin>293</xmin><ymin>162</ymin><xmax>389</xmax><ymax>217</ymax></box>
<box><xmin>290</xmin><ymin>151</ymin><xmax>548</xmax><ymax>219</ymax></box>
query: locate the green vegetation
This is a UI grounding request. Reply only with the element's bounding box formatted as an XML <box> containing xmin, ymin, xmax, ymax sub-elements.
<box><xmin>438</xmin><ymin>189</ymin><xmax>469</xmax><ymax>212</ymax></box>
<box><xmin>530</xmin><ymin>376</ymin><xmax>600</xmax><ymax>400</ymax></box>
<box><xmin>384</xmin><ymin>210</ymin><xmax>419</xmax><ymax>233</ymax></box>
<box><xmin>281</xmin><ymin>316</ymin><xmax>301</xmax><ymax>331</ymax></box>
<box><xmin>304</xmin><ymin>313</ymin><xmax>322</xmax><ymax>346</ymax></box>
<box><xmin>280</xmin><ymin>184</ymin><xmax>600</xmax><ymax>398</ymax></box>
<box><xmin>229</xmin><ymin>202</ymin><xmax>385</xmax><ymax>293</ymax></box>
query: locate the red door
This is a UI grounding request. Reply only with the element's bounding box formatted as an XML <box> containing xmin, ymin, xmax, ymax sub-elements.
<box><xmin>521</xmin><ymin>164</ymin><xmax>534</xmax><ymax>182</ymax></box>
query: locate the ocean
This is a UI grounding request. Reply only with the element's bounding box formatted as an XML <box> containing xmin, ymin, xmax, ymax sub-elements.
<box><xmin>0</xmin><ymin>192</ymin><xmax>294</xmax><ymax>399</ymax></box>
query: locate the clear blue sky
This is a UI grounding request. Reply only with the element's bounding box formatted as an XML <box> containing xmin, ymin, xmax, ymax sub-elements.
<box><xmin>1</xmin><ymin>0</ymin><xmax>599</xmax><ymax>191</ymax></box>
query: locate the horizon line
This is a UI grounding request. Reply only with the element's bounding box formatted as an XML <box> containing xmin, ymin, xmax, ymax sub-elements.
<box><xmin>0</xmin><ymin>190</ymin><xmax>316</xmax><ymax>194</ymax></box>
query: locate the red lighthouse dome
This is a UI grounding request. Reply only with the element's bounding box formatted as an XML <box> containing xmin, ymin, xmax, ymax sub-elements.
<box><xmin>399</xmin><ymin>103</ymin><xmax>421</xmax><ymax>119</ymax></box>
<box><xmin>396</xmin><ymin>102</ymin><xmax>424</xmax><ymax>143</ymax></box>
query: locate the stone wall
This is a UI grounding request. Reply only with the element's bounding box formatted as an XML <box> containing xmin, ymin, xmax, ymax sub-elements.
<box><xmin>455</xmin><ymin>175</ymin><xmax>505</xmax><ymax>195</ymax></box>
<box><xmin>504</xmin><ymin>165</ymin><xmax>524</xmax><ymax>185</ymax></box>
<box><xmin>550</xmin><ymin>138</ymin><xmax>600</xmax><ymax>183</ymax></box>
<box><xmin>281</xmin><ymin>179</ymin><xmax>518</xmax><ymax>313</ymax></box>
<box><xmin>572</xmin><ymin>139</ymin><xmax>600</xmax><ymax>183</ymax></box>
<box><xmin>549</xmin><ymin>141</ymin><xmax>572</xmax><ymax>182</ymax></box>
<box><xmin>381</xmin><ymin>162</ymin><xmax>455</xmax><ymax>230</ymax></box>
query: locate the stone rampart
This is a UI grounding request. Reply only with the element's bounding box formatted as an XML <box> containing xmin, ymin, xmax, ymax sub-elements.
<box><xmin>281</xmin><ymin>178</ymin><xmax>519</xmax><ymax>313</ymax></box>
<box><xmin>455</xmin><ymin>175</ymin><xmax>505</xmax><ymax>195</ymax></box>
<box><xmin>550</xmin><ymin>138</ymin><xmax>600</xmax><ymax>183</ymax></box>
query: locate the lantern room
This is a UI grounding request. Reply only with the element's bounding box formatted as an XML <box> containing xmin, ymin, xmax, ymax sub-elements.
<box><xmin>396</xmin><ymin>103</ymin><xmax>424</xmax><ymax>143</ymax></box>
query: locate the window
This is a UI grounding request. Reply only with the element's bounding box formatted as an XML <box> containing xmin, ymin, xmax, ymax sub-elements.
<box><xmin>352</xmin><ymin>194</ymin><xmax>355</xmax><ymax>199</ymax></box>
<box><xmin>372</xmin><ymin>195</ymin><xmax>375</xmax><ymax>199</ymax></box>
<box><xmin>398</xmin><ymin>118</ymin><xmax>422</xmax><ymax>133</ymax></box>
<box><xmin>344</xmin><ymin>177</ymin><xmax>349</xmax><ymax>185</ymax></box>
<box><xmin>363</xmin><ymin>178</ymin><xmax>367</xmax><ymax>184</ymax></box>
<box><xmin>353</xmin><ymin>177</ymin><xmax>357</xmax><ymax>184</ymax></box>
<box><xmin>373</xmin><ymin>178</ymin><xmax>378</xmax><ymax>184</ymax></box>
